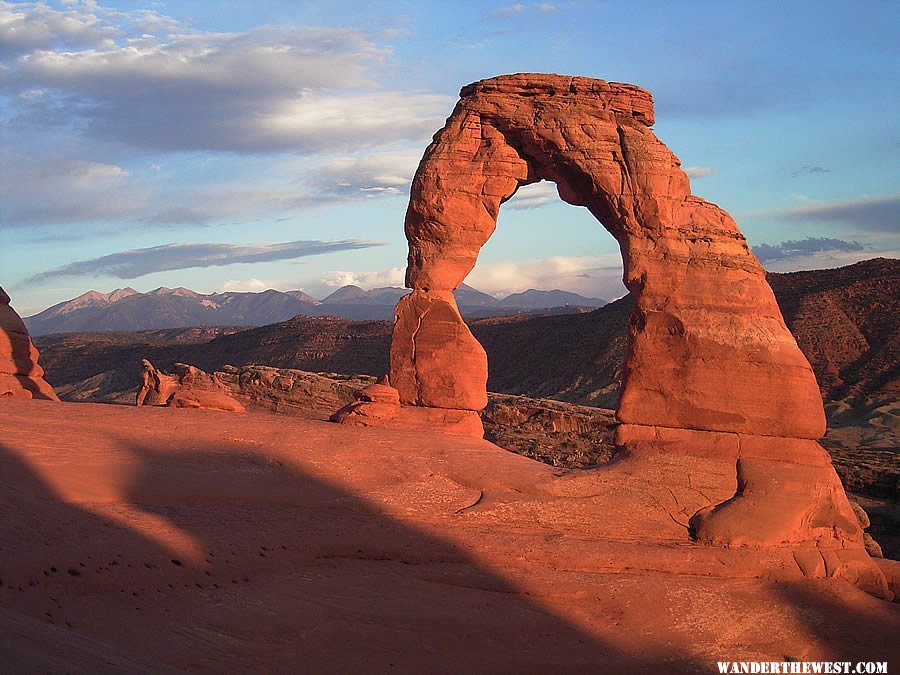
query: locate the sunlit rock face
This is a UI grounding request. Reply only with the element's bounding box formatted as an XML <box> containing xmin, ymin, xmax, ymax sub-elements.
<box><xmin>395</xmin><ymin>73</ymin><xmax>823</xmax><ymax>438</ymax></box>
<box><xmin>0</xmin><ymin>286</ymin><xmax>59</xmax><ymax>401</ymax></box>
<box><xmin>374</xmin><ymin>74</ymin><xmax>889</xmax><ymax>593</ymax></box>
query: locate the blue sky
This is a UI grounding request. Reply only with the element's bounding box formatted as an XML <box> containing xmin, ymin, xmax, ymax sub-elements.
<box><xmin>1</xmin><ymin>0</ymin><xmax>898</xmax><ymax>315</ymax></box>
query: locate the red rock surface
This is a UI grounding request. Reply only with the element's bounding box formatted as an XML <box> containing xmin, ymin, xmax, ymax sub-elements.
<box><xmin>0</xmin><ymin>398</ymin><xmax>897</xmax><ymax>671</ymax></box>
<box><xmin>0</xmin><ymin>286</ymin><xmax>58</xmax><ymax>401</ymax></box>
<box><xmin>136</xmin><ymin>360</ymin><xmax>245</xmax><ymax>412</ymax></box>
<box><xmin>199</xmin><ymin>365</ymin><xmax>367</xmax><ymax>419</ymax></box>
<box><xmin>331</xmin><ymin>382</ymin><xmax>484</xmax><ymax>437</ymax></box>
<box><xmin>390</xmin><ymin>291</ymin><xmax>487</xmax><ymax>410</ymax></box>
<box><xmin>353</xmin><ymin>382</ymin><xmax>401</xmax><ymax>404</ymax></box>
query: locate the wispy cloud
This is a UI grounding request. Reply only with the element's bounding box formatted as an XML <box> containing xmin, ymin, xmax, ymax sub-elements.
<box><xmin>0</xmin><ymin>156</ymin><xmax>144</xmax><ymax>227</ymax></box>
<box><xmin>494</xmin><ymin>4</ymin><xmax>527</xmax><ymax>17</ymax></box>
<box><xmin>314</xmin><ymin>150</ymin><xmax>422</xmax><ymax>198</ymax></box>
<box><xmin>744</xmin><ymin>195</ymin><xmax>900</xmax><ymax>233</ymax></box>
<box><xmin>683</xmin><ymin>166</ymin><xmax>715</xmax><ymax>178</ymax></box>
<box><xmin>464</xmin><ymin>254</ymin><xmax>625</xmax><ymax>299</ymax></box>
<box><xmin>752</xmin><ymin>236</ymin><xmax>864</xmax><ymax>263</ymax></box>
<box><xmin>504</xmin><ymin>181</ymin><xmax>559</xmax><ymax>210</ymax></box>
<box><xmin>792</xmin><ymin>165</ymin><xmax>831</xmax><ymax>177</ymax></box>
<box><xmin>27</xmin><ymin>239</ymin><xmax>385</xmax><ymax>283</ymax></box>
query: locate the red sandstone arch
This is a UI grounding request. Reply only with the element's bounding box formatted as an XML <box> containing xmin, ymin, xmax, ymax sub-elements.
<box><xmin>380</xmin><ymin>75</ymin><xmax>885</xmax><ymax>588</ymax></box>
<box><xmin>391</xmin><ymin>74</ymin><xmax>824</xmax><ymax>438</ymax></box>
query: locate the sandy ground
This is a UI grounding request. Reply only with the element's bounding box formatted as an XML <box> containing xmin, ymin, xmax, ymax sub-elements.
<box><xmin>0</xmin><ymin>398</ymin><xmax>897</xmax><ymax>673</ymax></box>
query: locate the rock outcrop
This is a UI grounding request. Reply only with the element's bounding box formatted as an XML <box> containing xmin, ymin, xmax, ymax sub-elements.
<box><xmin>345</xmin><ymin>73</ymin><xmax>884</xmax><ymax>594</ymax></box>
<box><xmin>214</xmin><ymin>366</ymin><xmax>367</xmax><ymax>419</ymax></box>
<box><xmin>393</xmin><ymin>73</ymin><xmax>823</xmax><ymax>436</ymax></box>
<box><xmin>136</xmin><ymin>360</ymin><xmax>244</xmax><ymax>412</ymax></box>
<box><xmin>331</xmin><ymin>382</ymin><xmax>484</xmax><ymax>437</ymax></box>
<box><xmin>0</xmin><ymin>287</ymin><xmax>58</xmax><ymax>401</ymax></box>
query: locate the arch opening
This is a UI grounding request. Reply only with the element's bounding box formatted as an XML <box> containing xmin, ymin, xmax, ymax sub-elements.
<box><xmin>468</xmin><ymin>178</ymin><xmax>625</xmax><ymax>308</ymax></box>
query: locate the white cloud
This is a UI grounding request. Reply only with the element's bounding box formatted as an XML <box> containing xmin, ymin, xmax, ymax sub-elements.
<box><xmin>465</xmin><ymin>254</ymin><xmax>625</xmax><ymax>299</ymax></box>
<box><xmin>0</xmin><ymin>1</ymin><xmax>455</xmax><ymax>231</ymax></box>
<box><xmin>683</xmin><ymin>166</ymin><xmax>715</xmax><ymax>178</ymax></box>
<box><xmin>538</xmin><ymin>3</ymin><xmax>558</xmax><ymax>13</ymax></box>
<box><xmin>495</xmin><ymin>4</ymin><xmax>527</xmax><ymax>16</ymax></box>
<box><xmin>3</xmin><ymin>4</ymin><xmax>451</xmax><ymax>154</ymax></box>
<box><xmin>222</xmin><ymin>278</ymin><xmax>270</xmax><ymax>292</ymax></box>
<box><xmin>504</xmin><ymin>181</ymin><xmax>559</xmax><ymax>210</ymax></box>
<box><xmin>315</xmin><ymin>149</ymin><xmax>422</xmax><ymax>197</ymax></box>
<box><xmin>320</xmin><ymin>267</ymin><xmax>406</xmax><ymax>289</ymax></box>
<box><xmin>0</xmin><ymin>1</ymin><xmax>118</xmax><ymax>58</ymax></box>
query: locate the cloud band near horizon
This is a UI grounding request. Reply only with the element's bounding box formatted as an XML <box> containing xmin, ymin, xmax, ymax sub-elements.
<box><xmin>751</xmin><ymin>236</ymin><xmax>864</xmax><ymax>262</ymax></box>
<box><xmin>26</xmin><ymin>239</ymin><xmax>385</xmax><ymax>284</ymax></box>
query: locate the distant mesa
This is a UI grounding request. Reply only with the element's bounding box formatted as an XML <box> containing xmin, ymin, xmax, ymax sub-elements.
<box><xmin>23</xmin><ymin>283</ymin><xmax>606</xmax><ymax>335</ymax></box>
<box><xmin>0</xmin><ymin>286</ymin><xmax>59</xmax><ymax>401</ymax></box>
<box><xmin>497</xmin><ymin>289</ymin><xmax>607</xmax><ymax>309</ymax></box>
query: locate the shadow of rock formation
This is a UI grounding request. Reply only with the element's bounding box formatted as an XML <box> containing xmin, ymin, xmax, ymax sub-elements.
<box><xmin>0</xmin><ymin>439</ymin><xmax>698</xmax><ymax>672</ymax></box>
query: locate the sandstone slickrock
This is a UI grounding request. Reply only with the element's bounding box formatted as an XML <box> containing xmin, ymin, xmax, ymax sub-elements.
<box><xmin>365</xmin><ymin>73</ymin><xmax>882</xmax><ymax>590</ymax></box>
<box><xmin>3</xmin><ymin>398</ymin><xmax>898</xmax><ymax>669</ymax></box>
<box><xmin>0</xmin><ymin>286</ymin><xmax>58</xmax><ymax>401</ymax></box>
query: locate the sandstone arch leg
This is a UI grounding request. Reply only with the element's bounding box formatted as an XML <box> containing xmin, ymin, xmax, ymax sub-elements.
<box><xmin>338</xmin><ymin>74</ymin><xmax>887</xmax><ymax>595</ymax></box>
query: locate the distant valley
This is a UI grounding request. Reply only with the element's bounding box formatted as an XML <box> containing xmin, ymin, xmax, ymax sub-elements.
<box><xmin>23</xmin><ymin>283</ymin><xmax>607</xmax><ymax>335</ymax></box>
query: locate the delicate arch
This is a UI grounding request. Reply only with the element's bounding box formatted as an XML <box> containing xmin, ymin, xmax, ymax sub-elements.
<box><xmin>390</xmin><ymin>74</ymin><xmax>824</xmax><ymax>439</ymax></box>
<box><xmin>332</xmin><ymin>75</ymin><xmax>886</xmax><ymax>585</ymax></box>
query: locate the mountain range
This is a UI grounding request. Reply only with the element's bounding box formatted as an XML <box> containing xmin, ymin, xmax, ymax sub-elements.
<box><xmin>23</xmin><ymin>283</ymin><xmax>606</xmax><ymax>335</ymax></box>
<box><xmin>34</xmin><ymin>258</ymin><xmax>898</xmax><ymax>412</ymax></box>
